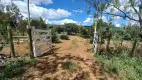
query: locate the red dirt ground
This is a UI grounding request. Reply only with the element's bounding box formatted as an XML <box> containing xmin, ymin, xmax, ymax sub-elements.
<box><xmin>20</xmin><ymin>36</ymin><xmax>118</xmax><ymax>80</ymax></box>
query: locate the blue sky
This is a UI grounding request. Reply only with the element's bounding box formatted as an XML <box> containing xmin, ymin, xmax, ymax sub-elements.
<box><xmin>37</xmin><ymin>0</ymin><xmax>95</xmax><ymax>25</ymax></box>
<box><xmin>2</xmin><ymin>0</ymin><xmax>130</xmax><ymax>26</ymax></box>
<box><xmin>36</xmin><ymin>0</ymin><xmax>128</xmax><ymax>26</ymax></box>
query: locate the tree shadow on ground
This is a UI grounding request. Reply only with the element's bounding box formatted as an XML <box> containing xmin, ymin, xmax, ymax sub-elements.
<box><xmin>24</xmin><ymin>46</ymin><xmax>119</xmax><ymax>80</ymax></box>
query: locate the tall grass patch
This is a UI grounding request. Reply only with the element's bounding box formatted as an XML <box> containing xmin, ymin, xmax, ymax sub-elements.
<box><xmin>95</xmin><ymin>53</ymin><xmax>142</xmax><ymax>80</ymax></box>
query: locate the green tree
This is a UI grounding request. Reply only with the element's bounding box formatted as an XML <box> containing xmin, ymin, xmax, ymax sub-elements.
<box><xmin>6</xmin><ymin>2</ymin><xmax>23</xmax><ymax>30</ymax></box>
<box><xmin>30</xmin><ymin>18</ymin><xmax>47</xmax><ymax>29</ymax></box>
<box><xmin>55</xmin><ymin>26</ymin><xmax>64</xmax><ymax>34</ymax></box>
<box><xmin>17</xmin><ymin>20</ymin><xmax>28</xmax><ymax>35</ymax></box>
<box><xmin>0</xmin><ymin>1</ymin><xmax>21</xmax><ymax>42</ymax></box>
<box><xmin>85</xmin><ymin>0</ymin><xmax>142</xmax><ymax>56</ymax></box>
<box><xmin>64</xmin><ymin>23</ymin><xmax>79</xmax><ymax>35</ymax></box>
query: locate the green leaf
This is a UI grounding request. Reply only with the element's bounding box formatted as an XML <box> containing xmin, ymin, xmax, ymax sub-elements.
<box><xmin>110</xmin><ymin>8</ymin><xmax>115</xmax><ymax>12</ymax></box>
<box><xmin>114</xmin><ymin>0</ymin><xmax>120</xmax><ymax>7</ymax></box>
<box><xmin>124</xmin><ymin>5</ymin><xmax>129</xmax><ymax>11</ymax></box>
<box><xmin>130</xmin><ymin>0</ymin><xmax>135</xmax><ymax>6</ymax></box>
<box><xmin>100</xmin><ymin>3</ymin><xmax>106</xmax><ymax>11</ymax></box>
<box><xmin>139</xmin><ymin>6</ymin><xmax>142</xmax><ymax>16</ymax></box>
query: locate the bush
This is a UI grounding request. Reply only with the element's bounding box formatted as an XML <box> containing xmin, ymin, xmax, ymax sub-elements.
<box><xmin>60</xmin><ymin>34</ymin><xmax>69</xmax><ymax>40</ymax></box>
<box><xmin>0</xmin><ymin>58</ymin><xmax>37</xmax><ymax>80</ymax></box>
<box><xmin>123</xmin><ymin>34</ymin><xmax>131</xmax><ymax>40</ymax></box>
<box><xmin>96</xmin><ymin>53</ymin><xmax>142</xmax><ymax>80</ymax></box>
<box><xmin>0</xmin><ymin>45</ymin><xmax>3</xmax><ymax>51</ymax></box>
<box><xmin>52</xmin><ymin>30</ymin><xmax>60</xmax><ymax>43</ymax></box>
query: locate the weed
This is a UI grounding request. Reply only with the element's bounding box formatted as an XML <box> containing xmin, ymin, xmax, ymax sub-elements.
<box><xmin>72</xmin><ymin>39</ymin><xmax>79</xmax><ymax>48</ymax></box>
<box><xmin>68</xmin><ymin>39</ymin><xmax>79</xmax><ymax>50</ymax></box>
<box><xmin>0</xmin><ymin>44</ymin><xmax>3</xmax><ymax>51</ymax></box>
<box><xmin>63</xmin><ymin>61</ymin><xmax>76</xmax><ymax>72</ymax></box>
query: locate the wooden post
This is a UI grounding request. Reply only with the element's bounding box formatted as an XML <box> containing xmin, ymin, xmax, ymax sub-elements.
<box><xmin>50</xmin><ymin>29</ymin><xmax>53</xmax><ymax>53</ymax></box>
<box><xmin>32</xmin><ymin>27</ymin><xmax>37</xmax><ymax>57</ymax></box>
<box><xmin>7</xmin><ymin>24</ymin><xmax>15</xmax><ymax>58</ymax></box>
<box><xmin>49</xmin><ymin>30</ymin><xmax>52</xmax><ymax>48</ymax></box>
<box><xmin>27</xmin><ymin>25</ymin><xmax>34</xmax><ymax>58</ymax></box>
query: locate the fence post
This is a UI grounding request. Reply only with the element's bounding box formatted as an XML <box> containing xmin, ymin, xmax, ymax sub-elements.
<box><xmin>7</xmin><ymin>24</ymin><xmax>15</xmax><ymax>58</ymax></box>
<box><xmin>27</xmin><ymin>25</ymin><xmax>34</xmax><ymax>58</ymax></box>
<box><xmin>50</xmin><ymin>29</ymin><xmax>53</xmax><ymax>53</ymax></box>
<box><xmin>32</xmin><ymin>27</ymin><xmax>37</xmax><ymax>57</ymax></box>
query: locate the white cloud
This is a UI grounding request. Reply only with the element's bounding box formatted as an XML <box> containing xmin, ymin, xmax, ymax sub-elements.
<box><xmin>47</xmin><ymin>19</ymin><xmax>80</xmax><ymax>25</ymax></box>
<box><xmin>73</xmin><ymin>9</ymin><xmax>83</xmax><ymax>13</ymax></box>
<box><xmin>102</xmin><ymin>16</ymin><xmax>107</xmax><ymax>22</ymax></box>
<box><xmin>82</xmin><ymin>16</ymin><xmax>107</xmax><ymax>25</ymax></box>
<box><xmin>12</xmin><ymin>1</ymin><xmax>71</xmax><ymax>19</ymax></box>
<box><xmin>113</xmin><ymin>16</ymin><xmax>121</xmax><ymax>20</ymax></box>
<box><xmin>82</xmin><ymin>17</ymin><xmax>94</xmax><ymax>25</ymax></box>
<box><xmin>115</xmin><ymin>24</ymin><xmax>120</xmax><ymax>27</ymax></box>
<box><xmin>83</xmin><ymin>17</ymin><xmax>94</xmax><ymax>23</ymax></box>
<box><xmin>24</xmin><ymin>0</ymin><xmax>53</xmax><ymax>5</ymax></box>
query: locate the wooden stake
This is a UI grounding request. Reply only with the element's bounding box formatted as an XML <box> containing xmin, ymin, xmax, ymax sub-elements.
<box><xmin>27</xmin><ymin>25</ymin><xmax>34</xmax><ymax>58</ymax></box>
<box><xmin>7</xmin><ymin>24</ymin><xmax>15</xmax><ymax>58</ymax></box>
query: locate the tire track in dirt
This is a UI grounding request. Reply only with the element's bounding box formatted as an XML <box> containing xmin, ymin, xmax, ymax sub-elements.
<box><xmin>22</xmin><ymin>36</ymin><xmax>118</xmax><ymax>80</ymax></box>
<box><xmin>55</xmin><ymin>36</ymin><xmax>93</xmax><ymax>60</ymax></box>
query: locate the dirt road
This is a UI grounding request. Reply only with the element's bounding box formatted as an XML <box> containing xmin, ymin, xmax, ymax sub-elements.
<box><xmin>54</xmin><ymin>36</ymin><xmax>93</xmax><ymax>60</ymax></box>
<box><xmin>18</xmin><ymin>36</ymin><xmax>118</xmax><ymax>80</ymax></box>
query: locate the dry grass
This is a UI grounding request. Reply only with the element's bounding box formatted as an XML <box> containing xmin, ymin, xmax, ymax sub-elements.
<box><xmin>1</xmin><ymin>43</ymin><xmax>29</xmax><ymax>56</ymax></box>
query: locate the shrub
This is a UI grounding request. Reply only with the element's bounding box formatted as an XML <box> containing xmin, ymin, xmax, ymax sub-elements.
<box><xmin>0</xmin><ymin>58</ymin><xmax>37</xmax><ymax>80</ymax></box>
<box><xmin>60</xmin><ymin>34</ymin><xmax>69</xmax><ymax>40</ymax></box>
<box><xmin>123</xmin><ymin>34</ymin><xmax>131</xmax><ymax>40</ymax></box>
<box><xmin>96</xmin><ymin>53</ymin><xmax>142</xmax><ymax>80</ymax></box>
<box><xmin>0</xmin><ymin>45</ymin><xmax>3</xmax><ymax>51</ymax></box>
<box><xmin>52</xmin><ymin>30</ymin><xmax>60</xmax><ymax>43</ymax></box>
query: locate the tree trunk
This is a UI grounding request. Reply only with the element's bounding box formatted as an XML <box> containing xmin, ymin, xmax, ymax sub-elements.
<box><xmin>7</xmin><ymin>24</ymin><xmax>15</xmax><ymax>58</ymax></box>
<box><xmin>98</xmin><ymin>33</ymin><xmax>103</xmax><ymax>54</ymax></box>
<box><xmin>120</xmin><ymin>39</ymin><xmax>123</xmax><ymax>46</ymax></box>
<box><xmin>130</xmin><ymin>38</ymin><xmax>137</xmax><ymax>57</ymax></box>
<box><xmin>106</xmin><ymin>37</ymin><xmax>111</xmax><ymax>52</ymax></box>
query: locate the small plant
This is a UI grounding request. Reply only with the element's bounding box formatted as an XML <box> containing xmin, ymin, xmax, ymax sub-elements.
<box><xmin>63</xmin><ymin>61</ymin><xmax>76</xmax><ymax>72</ymax></box>
<box><xmin>0</xmin><ymin>43</ymin><xmax>4</xmax><ymax>51</ymax></box>
<box><xmin>68</xmin><ymin>39</ymin><xmax>79</xmax><ymax>50</ymax></box>
<box><xmin>60</xmin><ymin>34</ymin><xmax>69</xmax><ymax>40</ymax></box>
<box><xmin>0</xmin><ymin>58</ymin><xmax>37</xmax><ymax>80</ymax></box>
<box><xmin>0</xmin><ymin>46</ymin><xmax>3</xmax><ymax>51</ymax></box>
